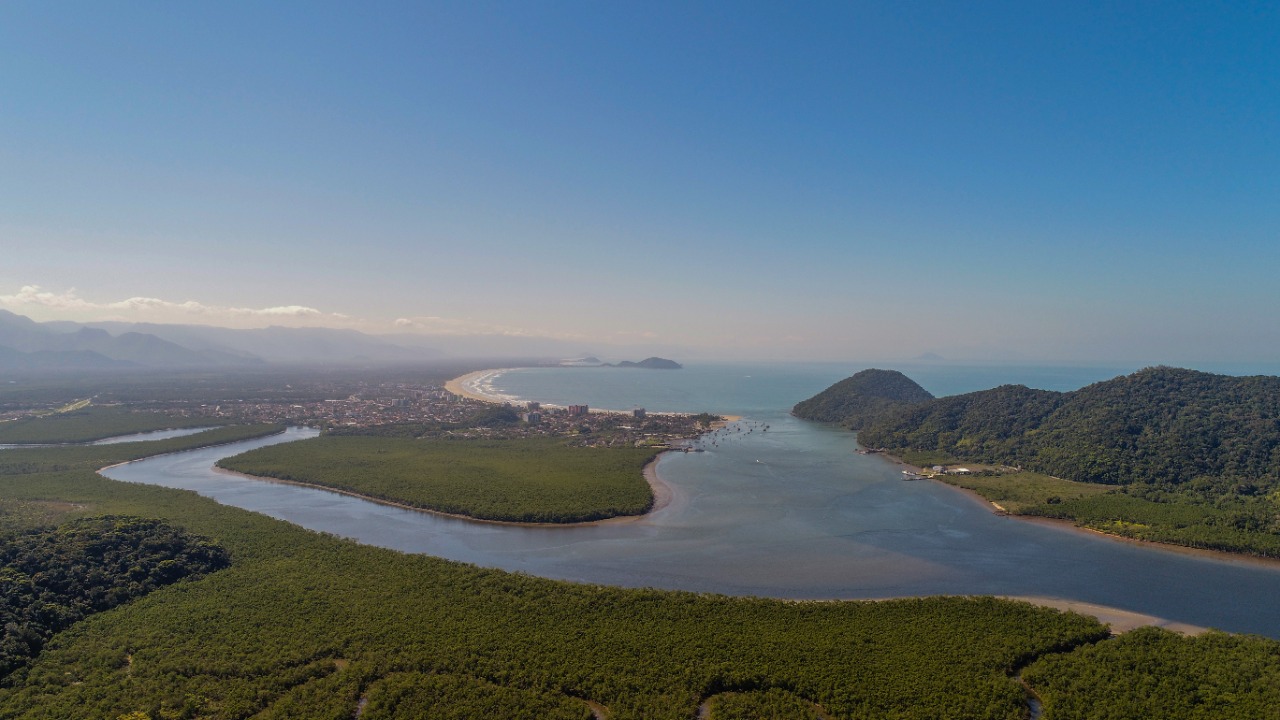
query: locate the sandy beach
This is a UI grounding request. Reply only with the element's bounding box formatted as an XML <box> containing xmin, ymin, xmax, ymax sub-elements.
<box><xmin>444</xmin><ymin>368</ymin><xmax>742</xmax><ymax>421</ymax></box>
<box><xmin>999</xmin><ymin>596</ymin><xmax>1209</xmax><ymax>635</ymax></box>
<box><xmin>444</xmin><ymin>369</ymin><xmax>519</xmax><ymax>404</ymax></box>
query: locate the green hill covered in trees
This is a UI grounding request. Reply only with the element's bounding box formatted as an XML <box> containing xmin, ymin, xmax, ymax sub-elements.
<box><xmin>792</xmin><ymin>369</ymin><xmax>934</xmax><ymax>428</ymax></box>
<box><xmin>858</xmin><ymin>367</ymin><xmax>1280</xmax><ymax>491</ymax></box>
<box><xmin>803</xmin><ymin>366</ymin><xmax>1280</xmax><ymax>556</ymax></box>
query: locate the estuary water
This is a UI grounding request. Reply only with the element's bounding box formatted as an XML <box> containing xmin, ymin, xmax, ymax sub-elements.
<box><xmin>102</xmin><ymin>363</ymin><xmax>1280</xmax><ymax>637</ymax></box>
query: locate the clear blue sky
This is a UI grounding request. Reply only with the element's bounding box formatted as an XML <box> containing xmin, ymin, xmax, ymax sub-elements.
<box><xmin>2</xmin><ymin>1</ymin><xmax>1277</xmax><ymax>362</ymax></box>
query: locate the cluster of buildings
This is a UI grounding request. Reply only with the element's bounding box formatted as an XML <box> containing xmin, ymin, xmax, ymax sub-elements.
<box><xmin>71</xmin><ymin>378</ymin><xmax>720</xmax><ymax>449</ymax></box>
<box><xmin>147</xmin><ymin>382</ymin><xmax>483</xmax><ymax>429</ymax></box>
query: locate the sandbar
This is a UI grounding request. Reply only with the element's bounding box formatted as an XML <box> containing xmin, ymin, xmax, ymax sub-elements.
<box><xmin>998</xmin><ymin>596</ymin><xmax>1209</xmax><ymax>635</ymax></box>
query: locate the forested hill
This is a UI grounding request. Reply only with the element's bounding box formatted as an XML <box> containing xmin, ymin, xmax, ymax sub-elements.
<box><xmin>792</xmin><ymin>368</ymin><xmax>935</xmax><ymax>428</ymax></box>
<box><xmin>857</xmin><ymin>367</ymin><xmax>1280</xmax><ymax>491</ymax></box>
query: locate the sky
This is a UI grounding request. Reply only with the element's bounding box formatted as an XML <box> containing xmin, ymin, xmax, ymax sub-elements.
<box><xmin>2</xmin><ymin>2</ymin><xmax>1277</xmax><ymax>363</ymax></box>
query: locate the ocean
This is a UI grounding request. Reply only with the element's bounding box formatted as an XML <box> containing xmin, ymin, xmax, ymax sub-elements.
<box><xmin>483</xmin><ymin>361</ymin><xmax>1140</xmax><ymax>416</ymax></box>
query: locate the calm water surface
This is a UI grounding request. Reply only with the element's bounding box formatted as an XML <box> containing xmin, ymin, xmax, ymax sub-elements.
<box><xmin>102</xmin><ymin>364</ymin><xmax>1280</xmax><ymax>637</ymax></box>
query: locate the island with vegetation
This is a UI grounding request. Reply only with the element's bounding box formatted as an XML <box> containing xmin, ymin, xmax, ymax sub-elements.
<box><xmin>218</xmin><ymin>436</ymin><xmax>661</xmax><ymax>523</ymax></box>
<box><xmin>795</xmin><ymin>366</ymin><xmax>1280</xmax><ymax>558</ymax></box>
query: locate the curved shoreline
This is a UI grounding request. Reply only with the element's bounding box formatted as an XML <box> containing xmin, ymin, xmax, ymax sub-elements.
<box><xmin>807</xmin><ymin>595</ymin><xmax>1210</xmax><ymax>636</ymax></box>
<box><xmin>444</xmin><ymin>369</ymin><xmax>518</xmax><ymax>404</ymax></box>
<box><xmin>444</xmin><ymin>368</ymin><xmax>742</xmax><ymax>421</ymax></box>
<box><xmin>97</xmin><ymin>427</ymin><xmax>289</xmax><ymax>472</ymax></box>
<box><xmin>996</xmin><ymin>595</ymin><xmax>1208</xmax><ymax>635</ymax></box>
<box><xmin>880</xmin><ymin>452</ymin><xmax>1280</xmax><ymax>570</ymax></box>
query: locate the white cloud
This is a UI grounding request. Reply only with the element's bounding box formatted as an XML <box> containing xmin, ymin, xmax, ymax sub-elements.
<box><xmin>0</xmin><ymin>285</ymin><xmax>350</xmax><ymax>327</ymax></box>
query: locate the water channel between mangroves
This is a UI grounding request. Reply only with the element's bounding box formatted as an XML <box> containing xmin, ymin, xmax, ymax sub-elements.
<box><xmin>102</xmin><ymin>363</ymin><xmax>1280</xmax><ymax>638</ymax></box>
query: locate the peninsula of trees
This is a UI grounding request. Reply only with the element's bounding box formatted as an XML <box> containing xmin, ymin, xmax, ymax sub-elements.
<box><xmin>795</xmin><ymin>366</ymin><xmax>1280</xmax><ymax>556</ymax></box>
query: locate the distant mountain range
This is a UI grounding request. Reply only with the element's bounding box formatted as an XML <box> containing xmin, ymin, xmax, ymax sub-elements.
<box><xmin>0</xmin><ymin>310</ymin><xmax>687</xmax><ymax>372</ymax></box>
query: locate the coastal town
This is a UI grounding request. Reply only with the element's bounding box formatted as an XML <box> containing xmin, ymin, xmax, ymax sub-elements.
<box><xmin>1</xmin><ymin>373</ymin><xmax>723</xmax><ymax>450</ymax></box>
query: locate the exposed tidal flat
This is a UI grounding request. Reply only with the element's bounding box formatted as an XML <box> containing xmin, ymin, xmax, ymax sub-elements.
<box><xmin>100</xmin><ymin>363</ymin><xmax>1280</xmax><ymax>638</ymax></box>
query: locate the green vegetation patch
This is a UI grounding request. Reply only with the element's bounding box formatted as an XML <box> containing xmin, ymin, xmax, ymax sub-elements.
<box><xmin>705</xmin><ymin>688</ymin><xmax>827</xmax><ymax>719</ymax></box>
<box><xmin>218</xmin><ymin>435</ymin><xmax>660</xmax><ymax>523</ymax></box>
<box><xmin>793</xmin><ymin>369</ymin><xmax>933</xmax><ymax>428</ymax></box>
<box><xmin>1026</xmin><ymin>492</ymin><xmax>1280</xmax><ymax>557</ymax></box>
<box><xmin>893</xmin><ymin>448</ymin><xmax>958</xmax><ymax>467</ymax></box>
<box><xmin>0</xmin><ymin>515</ymin><xmax>230</xmax><ymax>681</ymax></box>
<box><xmin>857</xmin><ymin>367</ymin><xmax>1280</xmax><ymax>491</ymax></box>
<box><xmin>0</xmin><ymin>499</ymin><xmax>87</xmax><ymax>529</ymax></box>
<box><xmin>1024</xmin><ymin>626</ymin><xmax>1280</xmax><ymax>720</ymax></box>
<box><xmin>360</xmin><ymin>672</ymin><xmax>593</xmax><ymax>720</ymax></box>
<box><xmin>937</xmin><ymin>471</ymin><xmax>1113</xmax><ymax>513</ymax></box>
<box><xmin>0</xmin><ymin>406</ymin><xmax>219</xmax><ymax>444</ymax></box>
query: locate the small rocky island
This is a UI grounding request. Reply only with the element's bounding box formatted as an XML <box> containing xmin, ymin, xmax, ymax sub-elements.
<box><xmin>609</xmin><ymin>357</ymin><xmax>683</xmax><ymax>369</ymax></box>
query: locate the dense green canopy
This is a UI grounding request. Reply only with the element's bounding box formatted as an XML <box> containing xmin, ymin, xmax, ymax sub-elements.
<box><xmin>218</xmin><ymin>436</ymin><xmax>659</xmax><ymax>523</ymax></box>
<box><xmin>859</xmin><ymin>367</ymin><xmax>1280</xmax><ymax>491</ymax></box>
<box><xmin>1</xmin><ymin>515</ymin><xmax>229</xmax><ymax>681</ymax></box>
<box><xmin>792</xmin><ymin>369</ymin><xmax>934</xmax><ymax>428</ymax></box>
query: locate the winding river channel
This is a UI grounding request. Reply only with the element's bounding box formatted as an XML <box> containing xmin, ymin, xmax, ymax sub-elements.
<box><xmin>103</xmin><ymin>418</ymin><xmax>1280</xmax><ymax>638</ymax></box>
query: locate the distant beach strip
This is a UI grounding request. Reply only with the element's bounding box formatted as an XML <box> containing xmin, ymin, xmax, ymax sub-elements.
<box><xmin>444</xmin><ymin>368</ymin><xmax>740</xmax><ymax>420</ymax></box>
<box><xmin>444</xmin><ymin>369</ymin><xmax>520</xmax><ymax>405</ymax></box>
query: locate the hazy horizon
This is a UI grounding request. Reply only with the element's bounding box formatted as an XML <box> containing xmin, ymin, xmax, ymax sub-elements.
<box><xmin>3</xmin><ymin>3</ymin><xmax>1276</xmax><ymax>365</ymax></box>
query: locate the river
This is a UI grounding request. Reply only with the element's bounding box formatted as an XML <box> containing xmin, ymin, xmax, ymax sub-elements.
<box><xmin>102</xmin><ymin>414</ymin><xmax>1280</xmax><ymax>638</ymax></box>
